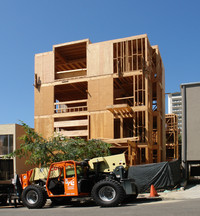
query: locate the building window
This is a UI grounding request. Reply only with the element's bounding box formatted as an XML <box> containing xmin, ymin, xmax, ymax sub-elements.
<box><xmin>0</xmin><ymin>135</ymin><xmax>13</xmax><ymax>155</ymax></box>
<box><xmin>0</xmin><ymin>159</ymin><xmax>13</xmax><ymax>180</ymax></box>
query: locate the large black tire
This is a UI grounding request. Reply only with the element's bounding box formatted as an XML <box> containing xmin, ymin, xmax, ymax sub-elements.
<box><xmin>22</xmin><ymin>185</ymin><xmax>47</xmax><ymax>209</ymax></box>
<box><xmin>91</xmin><ymin>179</ymin><xmax>125</xmax><ymax>207</ymax></box>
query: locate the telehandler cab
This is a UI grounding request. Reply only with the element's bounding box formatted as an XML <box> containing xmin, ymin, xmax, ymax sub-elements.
<box><xmin>21</xmin><ymin>155</ymin><xmax>138</xmax><ymax>208</ymax></box>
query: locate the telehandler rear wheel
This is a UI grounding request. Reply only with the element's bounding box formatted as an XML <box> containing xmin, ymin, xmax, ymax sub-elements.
<box><xmin>22</xmin><ymin>185</ymin><xmax>46</xmax><ymax>209</ymax></box>
<box><xmin>91</xmin><ymin>179</ymin><xmax>125</xmax><ymax>207</ymax></box>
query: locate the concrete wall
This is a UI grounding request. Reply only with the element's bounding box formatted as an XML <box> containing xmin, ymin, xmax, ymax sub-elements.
<box><xmin>181</xmin><ymin>83</ymin><xmax>200</xmax><ymax>179</ymax></box>
<box><xmin>182</xmin><ymin>83</ymin><xmax>200</xmax><ymax>161</ymax></box>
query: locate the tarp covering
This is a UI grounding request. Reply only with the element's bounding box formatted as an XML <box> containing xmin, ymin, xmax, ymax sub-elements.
<box><xmin>128</xmin><ymin>160</ymin><xmax>181</xmax><ymax>193</ymax></box>
<box><xmin>29</xmin><ymin>168</ymin><xmax>59</xmax><ymax>183</ymax></box>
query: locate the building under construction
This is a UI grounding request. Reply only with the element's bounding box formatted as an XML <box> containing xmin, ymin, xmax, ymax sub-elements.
<box><xmin>34</xmin><ymin>34</ymin><xmax>165</xmax><ymax>165</ymax></box>
<box><xmin>165</xmin><ymin>114</ymin><xmax>179</xmax><ymax>161</ymax></box>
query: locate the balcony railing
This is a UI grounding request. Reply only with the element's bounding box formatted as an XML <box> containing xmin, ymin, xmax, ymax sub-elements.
<box><xmin>54</xmin><ymin>99</ymin><xmax>87</xmax><ymax>114</ymax></box>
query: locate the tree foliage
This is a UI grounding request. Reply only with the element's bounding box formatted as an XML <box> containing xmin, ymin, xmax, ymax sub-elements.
<box><xmin>7</xmin><ymin>122</ymin><xmax>111</xmax><ymax>167</ymax></box>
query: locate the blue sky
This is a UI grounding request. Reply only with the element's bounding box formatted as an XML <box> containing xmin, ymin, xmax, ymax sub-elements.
<box><xmin>0</xmin><ymin>0</ymin><xmax>199</xmax><ymax>127</ymax></box>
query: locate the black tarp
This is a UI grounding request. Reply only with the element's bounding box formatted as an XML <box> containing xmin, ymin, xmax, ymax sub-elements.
<box><xmin>128</xmin><ymin>160</ymin><xmax>181</xmax><ymax>193</ymax></box>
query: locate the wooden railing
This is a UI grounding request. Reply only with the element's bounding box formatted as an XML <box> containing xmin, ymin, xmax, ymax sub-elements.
<box><xmin>54</xmin><ymin>99</ymin><xmax>87</xmax><ymax>114</ymax></box>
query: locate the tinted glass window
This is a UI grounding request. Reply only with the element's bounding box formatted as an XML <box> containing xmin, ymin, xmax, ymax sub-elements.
<box><xmin>0</xmin><ymin>159</ymin><xmax>13</xmax><ymax>180</ymax></box>
<box><xmin>0</xmin><ymin>135</ymin><xmax>13</xmax><ymax>155</ymax></box>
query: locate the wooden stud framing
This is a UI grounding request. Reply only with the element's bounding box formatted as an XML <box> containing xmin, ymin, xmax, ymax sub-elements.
<box><xmin>165</xmin><ymin>114</ymin><xmax>179</xmax><ymax>161</ymax></box>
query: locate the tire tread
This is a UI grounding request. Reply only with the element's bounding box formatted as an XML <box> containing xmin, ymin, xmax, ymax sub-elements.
<box><xmin>91</xmin><ymin>179</ymin><xmax>125</xmax><ymax>207</ymax></box>
<box><xmin>22</xmin><ymin>185</ymin><xmax>46</xmax><ymax>209</ymax></box>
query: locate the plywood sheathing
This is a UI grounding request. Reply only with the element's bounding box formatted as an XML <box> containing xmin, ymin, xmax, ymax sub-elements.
<box><xmin>88</xmin><ymin>77</ymin><xmax>113</xmax><ymax>111</ymax></box>
<box><xmin>90</xmin><ymin>112</ymin><xmax>113</xmax><ymax>139</ymax></box>
<box><xmin>87</xmin><ymin>42</ymin><xmax>113</xmax><ymax>76</ymax></box>
<box><xmin>34</xmin><ymin>86</ymin><xmax>54</xmax><ymax>116</ymax></box>
<box><xmin>34</xmin><ymin>85</ymin><xmax>54</xmax><ymax>139</ymax></box>
<box><xmin>35</xmin><ymin>52</ymin><xmax>54</xmax><ymax>84</ymax></box>
<box><xmin>34</xmin><ymin>117</ymin><xmax>54</xmax><ymax>139</ymax></box>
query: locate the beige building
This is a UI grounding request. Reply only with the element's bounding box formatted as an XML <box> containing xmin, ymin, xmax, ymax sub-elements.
<box><xmin>0</xmin><ymin>124</ymin><xmax>32</xmax><ymax>180</ymax></box>
<box><xmin>181</xmin><ymin>82</ymin><xmax>200</xmax><ymax>178</ymax></box>
<box><xmin>34</xmin><ymin>34</ymin><xmax>165</xmax><ymax>165</ymax></box>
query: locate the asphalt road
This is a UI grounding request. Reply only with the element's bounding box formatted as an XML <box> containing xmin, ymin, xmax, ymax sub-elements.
<box><xmin>1</xmin><ymin>198</ymin><xmax>200</xmax><ymax>216</ymax></box>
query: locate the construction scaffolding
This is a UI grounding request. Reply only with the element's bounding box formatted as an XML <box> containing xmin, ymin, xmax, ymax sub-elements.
<box><xmin>165</xmin><ymin>114</ymin><xmax>179</xmax><ymax>161</ymax></box>
<box><xmin>34</xmin><ymin>34</ymin><xmax>165</xmax><ymax>165</ymax></box>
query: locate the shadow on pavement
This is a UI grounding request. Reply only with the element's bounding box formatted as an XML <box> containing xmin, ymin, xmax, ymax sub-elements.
<box><xmin>0</xmin><ymin>197</ymin><xmax>163</xmax><ymax>209</ymax></box>
<box><xmin>186</xmin><ymin>179</ymin><xmax>200</xmax><ymax>190</ymax></box>
<box><xmin>46</xmin><ymin>197</ymin><xmax>162</xmax><ymax>209</ymax></box>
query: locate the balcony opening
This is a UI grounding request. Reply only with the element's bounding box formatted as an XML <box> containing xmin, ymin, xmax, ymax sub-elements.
<box><xmin>54</xmin><ymin>41</ymin><xmax>87</xmax><ymax>79</ymax></box>
<box><xmin>114</xmin><ymin>76</ymin><xmax>133</xmax><ymax>106</ymax></box>
<box><xmin>54</xmin><ymin>82</ymin><xmax>88</xmax><ymax>114</ymax></box>
<box><xmin>54</xmin><ymin>82</ymin><xmax>88</xmax><ymax>139</ymax></box>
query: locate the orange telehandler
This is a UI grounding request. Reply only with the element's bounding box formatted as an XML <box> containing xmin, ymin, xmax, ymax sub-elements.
<box><xmin>20</xmin><ymin>154</ymin><xmax>138</xmax><ymax>208</ymax></box>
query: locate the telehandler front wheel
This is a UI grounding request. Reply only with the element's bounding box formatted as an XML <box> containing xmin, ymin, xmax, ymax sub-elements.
<box><xmin>22</xmin><ymin>185</ymin><xmax>47</xmax><ymax>209</ymax></box>
<box><xmin>91</xmin><ymin>179</ymin><xmax>125</xmax><ymax>207</ymax></box>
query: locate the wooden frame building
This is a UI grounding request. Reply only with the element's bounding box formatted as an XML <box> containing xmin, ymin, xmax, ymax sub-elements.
<box><xmin>34</xmin><ymin>34</ymin><xmax>165</xmax><ymax>165</ymax></box>
<box><xmin>165</xmin><ymin>114</ymin><xmax>179</xmax><ymax>161</ymax></box>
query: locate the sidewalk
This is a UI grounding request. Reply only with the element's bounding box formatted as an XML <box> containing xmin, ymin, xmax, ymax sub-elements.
<box><xmin>139</xmin><ymin>183</ymin><xmax>200</xmax><ymax>200</ymax></box>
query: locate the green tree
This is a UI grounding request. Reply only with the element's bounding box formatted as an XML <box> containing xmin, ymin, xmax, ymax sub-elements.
<box><xmin>6</xmin><ymin>122</ymin><xmax>111</xmax><ymax>167</ymax></box>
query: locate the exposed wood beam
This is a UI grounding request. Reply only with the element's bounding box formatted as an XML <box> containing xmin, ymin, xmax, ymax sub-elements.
<box><xmin>60</xmin><ymin>130</ymin><xmax>88</xmax><ymax>137</ymax></box>
<box><xmin>55</xmin><ymin>51</ymin><xmax>67</xmax><ymax>64</ymax></box>
<box><xmin>54</xmin><ymin>119</ymin><xmax>88</xmax><ymax>128</ymax></box>
<box><xmin>71</xmin><ymin>83</ymin><xmax>86</xmax><ymax>95</ymax></box>
<box><xmin>67</xmin><ymin>58</ymin><xmax>86</xmax><ymax>64</ymax></box>
<box><xmin>68</xmin><ymin>63</ymin><xmax>77</xmax><ymax>70</ymax></box>
<box><xmin>115</xmin><ymin>78</ymin><xmax>132</xmax><ymax>96</ymax></box>
<box><xmin>102</xmin><ymin>137</ymin><xmax>139</xmax><ymax>144</ymax></box>
<box><xmin>57</xmin><ymin>68</ymin><xmax>87</xmax><ymax>74</ymax></box>
<box><xmin>54</xmin><ymin>99</ymin><xmax>87</xmax><ymax>105</ymax></box>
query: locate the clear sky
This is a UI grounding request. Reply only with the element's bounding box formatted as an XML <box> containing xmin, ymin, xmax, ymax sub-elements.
<box><xmin>0</xmin><ymin>0</ymin><xmax>199</xmax><ymax>127</ymax></box>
